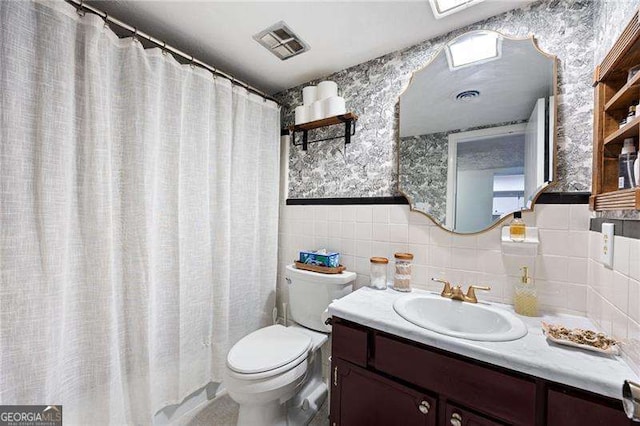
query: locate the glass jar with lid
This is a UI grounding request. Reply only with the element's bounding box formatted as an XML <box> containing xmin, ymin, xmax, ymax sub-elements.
<box><xmin>393</xmin><ymin>252</ymin><xmax>414</xmax><ymax>292</ymax></box>
<box><xmin>369</xmin><ymin>257</ymin><xmax>389</xmax><ymax>290</ymax></box>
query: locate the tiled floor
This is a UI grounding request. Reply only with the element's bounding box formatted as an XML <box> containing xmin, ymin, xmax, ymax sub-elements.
<box><xmin>176</xmin><ymin>393</ymin><xmax>329</xmax><ymax>426</ymax></box>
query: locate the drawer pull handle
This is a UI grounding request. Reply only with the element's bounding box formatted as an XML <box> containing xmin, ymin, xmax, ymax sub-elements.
<box><xmin>418</xmin><ymin>400</ymin><xmax>430</xmax><ymax>414</ymax></box>
<box><xmin>450</xmin><ymin>412</ymin><xmax>462</xmax><ymax>426</ymax></box>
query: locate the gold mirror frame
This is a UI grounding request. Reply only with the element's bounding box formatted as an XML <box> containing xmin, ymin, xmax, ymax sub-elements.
<box><xmin>397</xmin><ymin>30</ymin><xmax>558</xmax><ymax>235</ymax></box>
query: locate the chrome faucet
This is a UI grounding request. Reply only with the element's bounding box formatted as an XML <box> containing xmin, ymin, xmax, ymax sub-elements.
<box><xmin>431</xmin><ymin>278</ymin><xmax>490</xmax><ymax>304</ymax></box>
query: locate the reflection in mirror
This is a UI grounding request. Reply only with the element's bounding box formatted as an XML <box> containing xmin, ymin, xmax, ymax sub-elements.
<box><xmin>399</xmin><ymin>31</ymin><xmax>556</xmax><ymax>234</ymax></box>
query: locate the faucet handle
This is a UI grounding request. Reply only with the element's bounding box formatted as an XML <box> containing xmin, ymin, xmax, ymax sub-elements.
<box><xmin>432</xmin><ymin>278</ymin><xmax>452</xmax><ymax>296</ymax></box>
<box><xmin>465</xmin><ymin>285</ymin><xmax>491</xmax><ymax>303</ymax></box>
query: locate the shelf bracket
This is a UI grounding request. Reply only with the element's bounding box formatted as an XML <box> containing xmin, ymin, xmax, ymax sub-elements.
<box><xmin>345</xmin><ymin>120</ymin><xmax>352</xmax><ymax>145</ymax></box>
<box><xmin>289</xmin><ymin>113</ymin><xmax>358</xmax><ymax>151</ymax></box>
<box><xmin>291</xmin><ymin>121</ymin><xmax>357</xmax><ymax>151</ymax></box>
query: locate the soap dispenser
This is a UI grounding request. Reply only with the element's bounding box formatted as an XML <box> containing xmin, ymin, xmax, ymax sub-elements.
<box><xmin>514</xmin><ymin>266</ymin><xmax>538</xmax><ymax>317</ymax></box>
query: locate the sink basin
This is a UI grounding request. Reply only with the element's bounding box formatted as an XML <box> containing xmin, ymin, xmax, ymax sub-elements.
<box><xmin>393</xmin><ymin>294</ymin><xmax>528</xmax><ymax>342</ymax></box>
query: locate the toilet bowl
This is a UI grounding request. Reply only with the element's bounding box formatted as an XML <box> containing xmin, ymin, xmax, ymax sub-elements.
<box><xmin>224</xmin><ymin>265</ymin><xmax>356</xmax><ymax>426</ymax></box>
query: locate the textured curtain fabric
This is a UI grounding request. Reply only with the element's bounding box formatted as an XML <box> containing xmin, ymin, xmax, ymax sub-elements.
<box><xmin>0</xmin><ymin>1</ymin><xmax>280</xmax><ymax>424</ymax></box>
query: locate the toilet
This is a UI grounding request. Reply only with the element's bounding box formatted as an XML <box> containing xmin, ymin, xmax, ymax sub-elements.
<box><xmin>224</xmin><ymin>264</ymin><xmax>355</xmax><ymax>426</ymax></box>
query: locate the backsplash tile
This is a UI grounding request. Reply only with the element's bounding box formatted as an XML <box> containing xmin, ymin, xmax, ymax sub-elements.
<box><xmin>277</xmin><ymin>204</ymin><xmax>592</xmax><ymax>326</ymax></box>
<box><xmin>588</xmin><ymin>231</ymin><xmax>640</xmax><ymax>374</ymax></box>
<box><xmin>279</xmin><ymin>202</ymin><xmax>640</xmax><ymax>373</ymax></box>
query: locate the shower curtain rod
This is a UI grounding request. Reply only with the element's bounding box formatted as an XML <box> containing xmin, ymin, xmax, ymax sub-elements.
<box><xmin>65</xmin><ymin>0</ymin><xmax>279</xmax><ymax>105</ymax></box>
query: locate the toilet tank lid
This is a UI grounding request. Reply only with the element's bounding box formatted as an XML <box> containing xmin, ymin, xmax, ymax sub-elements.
<box><xmin>286</xmin><ymin>264</ymin><xmax>356</xmax><ymax>284</ymax></box>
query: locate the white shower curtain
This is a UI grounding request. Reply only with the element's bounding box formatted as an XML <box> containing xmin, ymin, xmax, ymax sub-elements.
<box><xmin>0</xmin><ymin>1</ymin><xmax>280</xmax><ymax>424</ymax></box>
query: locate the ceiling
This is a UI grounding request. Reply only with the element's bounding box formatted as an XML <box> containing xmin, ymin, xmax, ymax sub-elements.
<box><xmin>87</xmin><ymin>0</ymin><xmax>534</xmax><ymax>94</ymax></box>
<box><xmin>399</xmin><ymin>36</ymin><xmax>555</xmax><ymax>136</ymax></box>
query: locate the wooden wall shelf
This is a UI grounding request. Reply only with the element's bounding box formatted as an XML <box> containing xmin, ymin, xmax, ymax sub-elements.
<box><xmin>288</xmin><ymin>112</ymin><xmax>358</xmax><ymax>151</ymax></box>
<box><xmin>592</xmin><ymin>8</ymin><xmax>640</xmax><ymax>211</ymax></box>
<box><xmin>288</xmin><ymin>112</ymin><xmax>358</xmax><ymax>132</ymax></box>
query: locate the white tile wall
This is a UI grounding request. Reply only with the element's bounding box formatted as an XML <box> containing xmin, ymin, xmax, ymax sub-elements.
<box><xmin>587</xmin><ymin>231</ymin><xmax>640</xmax><ymax>374</ymax></box>
<box><xmin>277</xmin><ymin>203</ymin><xmax>592</xmax><ymax>319</ymax></box>
<box><xmin>277</xmin><ymin>202</ymin><xmax>640</xmax><ymax>376</ymax></box>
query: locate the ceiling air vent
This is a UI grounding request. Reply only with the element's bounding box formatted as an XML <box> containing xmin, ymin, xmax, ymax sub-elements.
<box><xmin>455</xmin><ymin>90</ymin><xmax>481</xmax><ymax>102</ymax></box>
<box><xmin>253</xmin><ymin>21</ymin><xmax>309</xmax><ymax>61</ymax></box>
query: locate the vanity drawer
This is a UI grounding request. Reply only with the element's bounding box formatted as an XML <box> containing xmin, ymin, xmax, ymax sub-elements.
<box><xmin>374</xmin><ymin>334</ymin><xmax>536</xmax><ymax>425</ymax></box>
<box><xmin>332</xmin><ymin>319</ymin><xmax>369</xmax><ymax>368</ymax></box>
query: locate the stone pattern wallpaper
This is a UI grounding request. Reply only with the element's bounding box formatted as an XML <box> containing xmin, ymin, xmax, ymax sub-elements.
<box><xmin>399</xmin><ymin>133</ymin><xmax>448</xmax><ymax>223</ymax></box>
<box><xmin>277</xmin><ymin>0</ymin><xmax>595</xmax><ymax>199</ymax></box>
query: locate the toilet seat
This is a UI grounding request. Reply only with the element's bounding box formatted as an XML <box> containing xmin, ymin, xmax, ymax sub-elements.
<box><xmin>225</xmin><ymin>348</ymin><xmax>309</xmax><ymax>381</ymax></box>
<box><xmin>227</xmin><ymin>325</ymin><xmax>312</xmax><ymax>379</ymax></box>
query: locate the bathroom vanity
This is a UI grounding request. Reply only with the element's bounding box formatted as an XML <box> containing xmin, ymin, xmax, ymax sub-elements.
<box><xmin>328</xmin><ymin>288</ymin><xmax>637</xmax><ymax>426</ymax></box>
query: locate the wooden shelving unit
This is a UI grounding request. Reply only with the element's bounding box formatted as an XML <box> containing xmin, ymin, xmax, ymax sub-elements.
<box><xmin>288</xmin><ymin>112</ymin><xmax>359</xmax><ymax>151</ymax></box>
<box><xmin>604</xmin><ymin>114</ymin><xmax>640</xmax><ymax>146</ymax></box>
<box><xmin>591</xmin><ymin>8</ymin><xmax>640</xmax><ymax>211</ymax></box>
<box><xmin>604</xmin><ymin>70</ymin><xmax>640</xmax><ymax>111</ymax></box>
<box><xmin>591</xmin><ymin>188</ymin><xmax>640</xmax><ymax>210</ymax></box>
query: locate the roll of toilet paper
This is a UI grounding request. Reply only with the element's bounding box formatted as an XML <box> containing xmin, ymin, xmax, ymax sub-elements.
<box><xmin>323</xmin><ymin>96</ymin><xmax>346</xmax><ymax>117</ymax></box>
<box><xmin>295</xmin><ymin>105</ymin><xmax>309</xmax><ymax>125</ymax></box>
<box><xmin>302</xmin><ymin>85</ymin><xmax>317</xmax><ymax>105</ymax></box>
<box><xmin>317</xmin><ymin>81</ymin><xmax>338</xmax><ymax>100</ymax></box>
<box><xmin>309</xmin><ymin>100</ymin><xmax>324</xmax><ymax>121</ymax></box>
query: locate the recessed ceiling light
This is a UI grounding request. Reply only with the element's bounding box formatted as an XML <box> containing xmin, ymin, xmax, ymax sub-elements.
<box><xmin>429</xmin><ymin>0</ymin><xmax>486</xmax><ymax>19</ymax></box>
<box><xmin>253</xmin><ymin>21</ymin><xmax>309</xmax><ymax>61</ymax></box>
<box><xmin>445</xmin><ymin>31</ymin><xmax>502</xmax><ymax>70</ymax></box>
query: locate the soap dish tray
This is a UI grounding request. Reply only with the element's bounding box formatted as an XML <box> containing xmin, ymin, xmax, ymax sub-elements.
<box><xmin>501</xmin><ymin>226</ymin><xmax>539</xmax><ymax>257</ymax></box>
<box><xmin>542</xmin><ymin>322</ymin><xmax>619</xmax><ymax>356</ymax></box>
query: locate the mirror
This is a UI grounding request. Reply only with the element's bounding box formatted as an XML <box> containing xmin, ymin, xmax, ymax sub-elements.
<box><xmin>399</xmin><ymin>30</ymin><xmax>556</xmax><ymax>234</ymax></box>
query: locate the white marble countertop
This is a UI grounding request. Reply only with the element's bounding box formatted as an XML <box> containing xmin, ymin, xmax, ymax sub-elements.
<box><xmin>328</xmin><ymin>287</ymin><xmax>638</xmax><ymax>401</ymax></box>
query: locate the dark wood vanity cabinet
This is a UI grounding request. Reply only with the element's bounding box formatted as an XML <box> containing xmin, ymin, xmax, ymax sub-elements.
<box><xmin>330</xmin><ymin>318</ymin><xmax>632</xmax><ymax>426</ymax></box>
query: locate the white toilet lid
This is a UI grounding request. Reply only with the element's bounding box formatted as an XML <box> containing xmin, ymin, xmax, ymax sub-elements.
<box><xmin>227</xmin><ymin>325</ymin><xmax>312</xmax><ymax>374</ymax></box>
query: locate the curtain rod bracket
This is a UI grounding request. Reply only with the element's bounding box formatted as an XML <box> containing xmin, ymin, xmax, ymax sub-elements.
<box><xmin>76</xmin><ymin>0</ymin><xmax>85</xmax><ymax>17</ymax></box>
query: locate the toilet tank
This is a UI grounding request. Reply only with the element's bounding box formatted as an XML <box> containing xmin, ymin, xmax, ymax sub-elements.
<box><xmin>285</xmin><ymin>264</ymin><xmax>355</xmax><ymax>333</ymax></box>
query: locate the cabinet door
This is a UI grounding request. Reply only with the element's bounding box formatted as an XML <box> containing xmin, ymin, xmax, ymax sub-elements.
<box><xmin>547</xmin><ymin>389</ymin><xmax>631</xmax><ymax>426</ymax></box>
<box><xmin>445</xmin><ymin>403</ymin><xmax>505</xmax><ymax>426</ymax></box>
<box><xmin>330</xmin><ymin>358</ymin><xmax>436</xmax><ymax>426</ymax></box>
